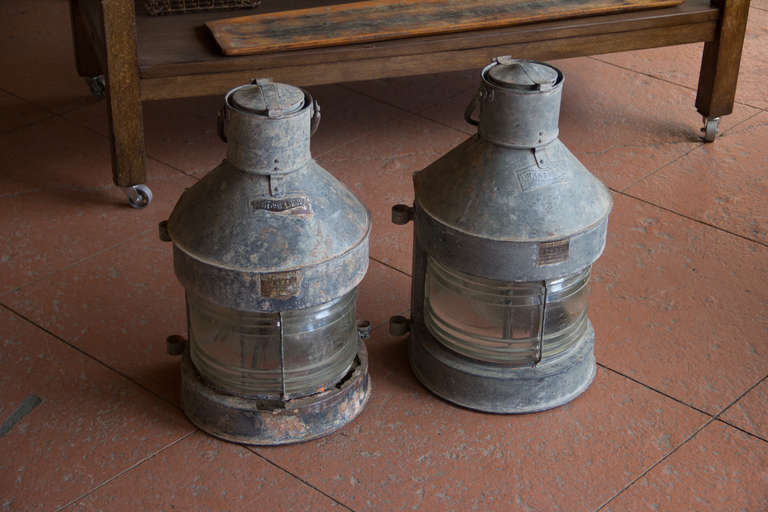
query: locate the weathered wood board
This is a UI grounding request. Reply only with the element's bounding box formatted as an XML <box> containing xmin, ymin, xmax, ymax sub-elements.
<box><xmin>207</xmin><ymin>0</ymin><xmax>685</xmax><ymax>56</ymax></box>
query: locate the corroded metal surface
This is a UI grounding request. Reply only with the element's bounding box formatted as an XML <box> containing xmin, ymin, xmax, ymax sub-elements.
<box><xmin>401</xmin><ymin>58</ymin><xmax>611</xmax><ymax>412</ymax></box>
<box><xmin>164</xmin><ymin>80</ymin><xmax>372</xmax><ymax>444</ymax></box>
<box><xmin>168</xmin><ymin>153</ymin><xmax>370</xmax><ymax>312</ymax></box>
<box><xmin>166</xmin><ymin>81</ymin><xmax>371</xmax><ymax>312</ymax></box>
<box><xmin>181</xmin><ymin>341</ymin><xmax>371</xmax><ymax>445</ymax></box>
<box><xmin>409</xmin><ymin>322</ymin><xmax>595</xmax><ymax>414</ymax></box>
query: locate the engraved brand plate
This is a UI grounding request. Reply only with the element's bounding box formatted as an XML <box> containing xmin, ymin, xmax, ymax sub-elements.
<box><xmin>517</xmin><ymin>165</ymin><xmax>567</xmax><ymax>192</ymax></box>
<box><xmin>251</xmin><ymin>195</ymin><xmax>311</xmax><ymax>215</ymax></box>
<box><xmin>538</xmin><ymin>239</ymin><xmax>570</xmax><ymax>265</ymax></box>
<box><xmin>260</xmin><ymin>270</ymin><xmax>303</xmax><ymax>297</ymax></box>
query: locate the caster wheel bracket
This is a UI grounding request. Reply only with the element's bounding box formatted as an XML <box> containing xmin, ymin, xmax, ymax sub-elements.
<box><xmin>701</xmin><ymin>116</ymin><xmax>720</xmax><ymax>143</ymax></box>
<box><xmin>86</xmin><ymin>75</ymin><xmax>106</xmax><ymax>97</ymax></box>
<box><xmin>122</xmin><ymin>184</ymin><xmax>153</xmax><ymax>209</ymax></box>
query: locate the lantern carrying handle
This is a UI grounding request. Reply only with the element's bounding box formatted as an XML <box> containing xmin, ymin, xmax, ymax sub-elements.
<box><xmin>217</xmin><ymin>106</ymin><xmax>228</xmax><ymax>143</ymax></box>
<box><xmin>310</xmin><ymin>98</ymin><xmax>321</xmax><ymax>136</ymax></box>
<box><xmin>464</xmin><ymin>87</ymin><xmax>482</xmax><ymax>126</ymax></box>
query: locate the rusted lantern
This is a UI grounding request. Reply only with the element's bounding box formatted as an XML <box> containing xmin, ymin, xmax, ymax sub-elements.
<box><xmin>160</xmin><ymin>79</ymin><xmax>372</xmax><ymax>444</ymax></box>
<box><xmin>391</xmin><ymin>58</ymin><xmax>612</xmax><ymax>413</ymax></box>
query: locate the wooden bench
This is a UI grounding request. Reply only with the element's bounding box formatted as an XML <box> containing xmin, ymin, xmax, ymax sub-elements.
<box><xmin>69</xmin><ymin>0</ymin><xmax>750</xmax><ymax>205</ymax></box>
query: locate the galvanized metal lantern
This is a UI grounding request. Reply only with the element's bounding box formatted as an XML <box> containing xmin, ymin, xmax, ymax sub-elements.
<box><xmin>160</xmin><ymin>79</ymin><xmax>372</xmax><ymax>444</ymax></box>
<box><xmin>391</xmin><ymin>58</ymin><xmax>612</xmax><ymax>413</ymax></box>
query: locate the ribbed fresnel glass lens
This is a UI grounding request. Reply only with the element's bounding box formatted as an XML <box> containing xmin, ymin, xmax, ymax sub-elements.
<box><xmin>424</xmin><ymin>257</ymin><xmax>590</xmax><ymax>366</ymax></box>
<box><xmin>188</xmin><ymin>290</ymin><xmax>359</xmax><ymax>399</ymax></box>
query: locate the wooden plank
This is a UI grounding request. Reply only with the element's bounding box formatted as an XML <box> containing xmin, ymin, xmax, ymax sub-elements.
<box><xmin>207</xmin><ymin>0</ymin><xmax>686</xmax><ymax>56</ymax></box>
<box><xmin>137</xmin><ymin>0</ymin><xmax>718</xmax><ymax>78</ymax></box>
<box><xmin>695</xmin><ymin>0</ymin><xmax>751</xmax><ymax>117</ymax></box>
<box><xmin>141</xmin><ymin>21</ymin><xmax>715</xmax><ymax>100</ymax></box>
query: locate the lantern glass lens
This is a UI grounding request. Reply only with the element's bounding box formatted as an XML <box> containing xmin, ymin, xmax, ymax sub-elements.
<box><xmin>188</xmin><ymin>290</ymin><xmax>358</xmax><ymax>398</ymax></box>
<box><xmin>424</xmin><ymin>258</ymin><xmax>590</xmax><ymax>365</ymax></box>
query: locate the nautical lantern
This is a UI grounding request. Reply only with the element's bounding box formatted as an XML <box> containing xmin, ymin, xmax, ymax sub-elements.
<box><xmin>391</xmin><ymin>58</ymin><xmax>612</xmax><ymax>413</ymax></box>
<box><xmin>160</xmin><ymin>79</ymin><xmax>372</xmax><ymax>444</ymax></box>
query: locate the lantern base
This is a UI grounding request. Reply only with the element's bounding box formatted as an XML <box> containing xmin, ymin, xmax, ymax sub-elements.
<box><xmin>180</xmin><ymin>341</ymin><xmax>371</xmax><ymax>445</ymax></box>
<box><xmin>409</xmin><ymin>321</ymin><xmax>595</xmax><ymax>413</ymax></box>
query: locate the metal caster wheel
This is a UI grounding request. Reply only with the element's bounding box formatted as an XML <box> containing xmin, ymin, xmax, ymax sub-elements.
<box><xmin>122</xmin><ymin>184</ymin><xmax>153</xmax><ymax>209</ymax></box>
<box><xmin>701</xmin><ymin>116</ymin><xmax>720</xmax><ymax>142</ymax></box>
<box><xmin>86</xmin><ymin>75</ymin><xmax>106</xmax><ymax>97</ymax></box>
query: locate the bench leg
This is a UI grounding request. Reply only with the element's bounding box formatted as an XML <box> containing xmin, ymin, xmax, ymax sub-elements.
<box><xmin>70</xmin><ymin>0</ymin><xmax>101</xmax><ymax>78</ymax></box>
<box><xmin>100</xmin><ymin>0</ymin><xmax>148</xmax><ymax>198</ymax></box>
<box><xmin>695</xmin><ymin>0</ymin><xmax>751</xmax><ymax>141</ymax></box>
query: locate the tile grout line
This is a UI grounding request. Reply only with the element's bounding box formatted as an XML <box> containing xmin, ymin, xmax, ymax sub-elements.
<box><xmin>0</xmin><ymin>226</ymin><xmax>156</xmax><ymax>301</ymax></box>
<box><xmin>6</xmin><ymin>94</ymin><xmax>202</xmax><ymax>182</ymax></box>
<box><xmin>54</xmin><ymin>430</ymin><xmax>198</xmax><ymax>511</ymax></box>
<box><xmin>595</xmin><ymin>416</ymin><xmax>718</xmax><ymax>511</ymax></box>
<box><xmin>715</xmin><ymin>417</ymin><xmax>768</xmax><ymax>444</ymax></box>
<box><xmin>616</xmin><ymin>144</ymin><xmax>705</xmax><ymax>193</ymax></box>
<box><xmin>3</xmin><ymin>85</ymin><xmax>389</xmax><ymax>178</ymax></box>
<box><xmin>336</xmin><ymin>83</ymin><xmax>474</xmax><ymax>137</ymax></box>
<box><xmin>369</xmin><ymin>256</ymin><xmax>412</xmax><ymax>278</ymax></box>
<box><xmin>59</xmin><ymin>111</ymin><xmax>201</xmax><ymax>182</ymax></box>
<box><xmin>593</xmin><ymin>372</ymin><xmax>768</xmax><ymax>511</ymax></box>
<box><xmin>0</xmin><ymin>302</ymin><xmax>180</xmax><ymax>412</ymax></box>
<box><xmin>245</xmin><ymin>447</ymin><xmax>358</xmax><ymax>512</ymax></box>
<box><xmin>0</xmin><ymin>87</ymin><xmax>106</xmax><ymax>134</ymax></box>
<box><xmin>618</xmin><ymin>108</ymin><xmax>765</xmax><ymax>193</ymax></box>
<box><xmin>612</xmin><ymin>188</ymin><xmax>768</xmax><ymax>249</ymax></box>
<box><xmin>588</xmin><ymin>56</ymin><xmax>701</xmax><ymax>94</ymax></box>
<box><xmin>0</xmin><ymin>87</ymin><xmax>96</xmax><ymax>118</ymax></box>
<box><xmin>0</xmin><ymin>114</ymin><xmax>58</xmax><ymax>135</ymax></box>
<box><xmin>587</xmin><ymin>56</ymin><xmax>768</xmax><ymax>114</ymax></box>
<box><xmin>0</xmin><ymin>101</ymin><xmax>197</xmax><ymax>186</ymax></box>
<box><xmin>595</xmin><ymin>362</ymin><xmax>714</xmax><ymax>417</ymax></box>
<box><xmin>714</xmin><ymin>372</ymin><xmax>768</xmax><ymax>445</ymax></box>
<box><xmin>145</xmin><ymin>154</ymin><xmax>201</xmax><ymax>181</ymax></box>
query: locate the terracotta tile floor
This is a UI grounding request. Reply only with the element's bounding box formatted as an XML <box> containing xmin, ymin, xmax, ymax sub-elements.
<box><xmin>1</xmin><ymin>2</ymin><xmax>767</xmax><ymax>511</ymax></box>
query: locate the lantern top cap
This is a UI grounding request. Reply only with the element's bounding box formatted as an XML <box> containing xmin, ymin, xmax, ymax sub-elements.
<box><xmin>228</xmin><ymin>79</ymin><xmax>305</xmax><ymax>118</ymax></box>
<box><xmin>486</xmin><ymin>58</ymin><xmax>561</xmax><ymax>92</ymax></box>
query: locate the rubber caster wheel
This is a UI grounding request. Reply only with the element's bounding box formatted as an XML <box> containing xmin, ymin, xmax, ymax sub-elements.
<box><xmin>86</xmin><ymin>75</ymin><xmax>106</xmax><ymax>97</ymax></box>
<box><xmin>122</xmin><ymin>184</ymin><xmax>153</xmax><ymax>209</ymax></box>
<box><xmin>701</xmin><ymin>116</ymin><xmax>720</xmax><ymax>143</ymax></box>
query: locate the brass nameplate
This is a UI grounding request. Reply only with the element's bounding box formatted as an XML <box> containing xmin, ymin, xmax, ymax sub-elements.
<box><xmin>538</xmin><ymin>239</ymin><xmax>570</xmax><ymax>265</ymax></box>
<box><xmin>260</xmin><ymin>270</ymin><xmax>303</xmax><ymax>297</ymax></box>
<box><xmin>251</xmin><ymin>196</ymin><xmax>311</xmax><ymax>215</ymax></box>
<box><xmin>517</xmin><ymin>165</ymin><xmax>567</xmax><ymax>192</ymax></box>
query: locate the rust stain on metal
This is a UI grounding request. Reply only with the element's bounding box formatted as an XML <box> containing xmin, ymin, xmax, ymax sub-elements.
<box><xmin>260</xmin><ymin>414</ymin><xmax>310</xmax><ymax>439</ymax></box>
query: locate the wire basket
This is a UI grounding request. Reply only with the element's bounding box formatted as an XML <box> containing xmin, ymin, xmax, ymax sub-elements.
<box><xmin>144</xmin><ymin>0</ymin><xmax>261</xmax><ymax>15</ymax></box>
